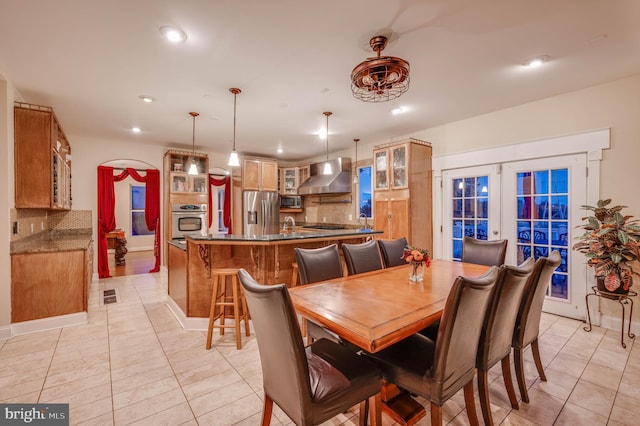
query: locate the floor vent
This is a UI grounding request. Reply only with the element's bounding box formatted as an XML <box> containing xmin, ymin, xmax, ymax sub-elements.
<box><xmin>102</xmin><ymin>289</ymin><xmax>118</xmax><ymax>305</ymax></box>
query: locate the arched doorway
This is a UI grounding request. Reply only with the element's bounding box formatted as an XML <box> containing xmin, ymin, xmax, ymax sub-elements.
<box><xmin>98</xmin><ymin>159</ymin><xmax>160</xmax><ymax>277</ymax></box>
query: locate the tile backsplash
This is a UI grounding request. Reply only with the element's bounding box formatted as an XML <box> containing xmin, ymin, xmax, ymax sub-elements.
<box><xmin>10</xmin><ymin>209</ymin><xmax>92</xmax><ymax>241</ymax></box>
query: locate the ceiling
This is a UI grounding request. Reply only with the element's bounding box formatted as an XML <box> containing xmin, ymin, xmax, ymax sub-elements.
<box><xmin>1</xmin><ymin>0</ymin><xmax>639</xmax><ymax>161</ymax></box>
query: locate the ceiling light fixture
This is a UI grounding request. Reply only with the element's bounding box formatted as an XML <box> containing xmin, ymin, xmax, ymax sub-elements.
<box><xmin>132</xmin><ymin>127</ymin><xmax>141</xmax><ymax>133</ymax></box>
<box><xmin>138</xmin><ymin>95</ymin><xmax>155</xmax><ymax>103</ymax></box>
<box><xmin>353</xmin><ymin>138</ymin><xmax>360</xmax><ymax>184</ymax></box>
<box><xmin>322</xmin><ymin>112</ymin><xmax>333</xmax><ymax>175</ymax></box>
<box><xmin>523</xmin><ymin>55</ymin><xmax>549</xmax><ymax>68</ymax></box>
<box><xmin>188</xmin><ymin>112</ymin><xmax>199</xmax><ymax>175</ymax></box>
<box><xmin>391</xmin><ymin>106</ymin><xmax>405</xmax><ymax>115</ymax></box>
<box><xmin>351</xmin><ymin>35</ymin><xmax>410</xmax><ymax>103</ymax></box>
<box><xmin>227</xmin><ymin>88</ymin><xmax>241</xmax><ymax>167</ymax></box>
<box><xmin>159</xmin><ymin>26</ymin><xmax>187</xmax><ymax>43</ymax></box>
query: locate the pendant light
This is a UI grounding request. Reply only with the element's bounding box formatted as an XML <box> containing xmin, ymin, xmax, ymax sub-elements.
<box><xmin>227</xmin><ymin>88</ymin><xmax>241</xmax><ymax>167</ymax></box>
<box><xmin>353</xmin><ymin>138</ymin><xmax>360</xmax><ymax>184</ymax></box>
<box><xmin>188</xmin><ymin>112</ymin><xmax>199</xmax><ymax>175</ymax></box>
<box><xmin>322</xmin><ymin>111</ymin><xmax>333</xmax><ymax>175</ymax></box>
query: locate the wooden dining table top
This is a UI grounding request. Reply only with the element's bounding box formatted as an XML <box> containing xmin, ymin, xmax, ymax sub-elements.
<box><xmin>289</xmin><ymin>259</ymin><xmax>491</xmax><ymax>353</ymax></box>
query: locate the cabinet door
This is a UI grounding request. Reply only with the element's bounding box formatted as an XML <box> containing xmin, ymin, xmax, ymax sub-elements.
<box><xmin>374</xmin><ymin>149</ymin><xmax>389</xmax><ymax>190</ymax></box>
<box><xmin>261</xmin><ymin>161</ymin><xmax>279</xmax><ymax>191</ymax></box>
<box><xmin>171</xmin><ymin>173</ymin><xmax>189</xmax><ymax>193</ymax></box>
<box><xmin>374</xmin><ymin>199</ymin><xmax>390</xmax><ymax>239</ymax></box>
<box><xmin>391</xmin><ymin>145</ymin><xmax>408</xmax><ymax>189</ymax></box>
<box><xmin>389</xmin><ymin>198</ymin><xmax>410</xmax><ymax>240</ymax></box>
<box><xmin>242</xmin><ymin>159</ymin><xmax>261</xmax><ymax>190</ymax></box>
<box><xmin>282</xmin><ymin>168</ymin><xmax>297</xmax><ymax>194</ymax></box>
<box><xmin>297</xmin><ymin>165</ymin><xmax>310</xmax><ymax>190</ymax></box>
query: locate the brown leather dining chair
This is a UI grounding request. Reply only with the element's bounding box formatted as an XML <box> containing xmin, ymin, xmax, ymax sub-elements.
<box><xmin>364</xmin><ymin>267</ymin><xmax>499</xmax><ymax>426</ymax></box>
<box><xmin>512</xmin><ymin>251</ymin><xmax>562</xmax><ymax>403</ymax></box>
<box><xmin>461</xmin><ymin>236</ymin><xmax>508</xmax><ymax>266</ymax></box>
<box><xmin>237</xmin><ymin>269</ymin><xmax>382</xmax><ymax>426</ymax></box>
<box><xmin>294</xmin><ymin>244</ymin><xmax>344</xmax><ymax>344</ymax></box>
<box><xmin>342</xmin><ymin>239</ymin><xmax>383</xmax><ymax>275</ymax></box>
<box><xmin>377</xmin><ymin>237</ymin><xmax>408</xmax><ymax>268</ymax></box>
<box><xmin>476</xmin><ymin>258</ymin><xmax>535</xmax><ymax>425</ymax></box>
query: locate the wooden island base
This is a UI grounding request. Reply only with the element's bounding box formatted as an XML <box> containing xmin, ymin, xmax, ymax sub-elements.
<box><xmin>168</xmin><ymin>233</ymin><xmax>376</xmax><ymax>319</ymax></box>
<box><xmin>382</xmin><ymin>382</ymin><xmax>427</xmax><ymax>426</ymax></box>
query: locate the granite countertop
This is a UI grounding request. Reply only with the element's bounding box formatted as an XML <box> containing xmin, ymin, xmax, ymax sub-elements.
<box><xmin>11</xmin><ymin>229</ymin><xmax>93</xmax><ymax>254</ymax></box>
<box><xmin>168</xmin><ymin>239</ymin><xmax>187</xmax><ymax>251</ymax></box>
<box><xmin>188</xmin><ymin>228</ymin><xmax>383</xmax><ymax>242</ymax></box>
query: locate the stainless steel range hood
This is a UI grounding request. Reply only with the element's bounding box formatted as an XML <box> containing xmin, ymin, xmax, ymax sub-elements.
<box><xmin>297</xmin><ymin>157</ymin><xmax>352</xmax><ymax>195</ymax></box>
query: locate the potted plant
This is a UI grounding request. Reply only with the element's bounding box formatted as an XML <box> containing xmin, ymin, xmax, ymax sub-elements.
<box><xmin>572</xmin><ymin>199</ymin><xmax>640</xmax><ymax>293</ymax></box>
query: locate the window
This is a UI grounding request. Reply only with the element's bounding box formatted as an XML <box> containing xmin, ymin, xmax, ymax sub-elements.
<box><xmin>451</xmin><ymin>175</ymin><xmax>489</xmax><ymax>260</ymax></box>
<box><xmin>131</xmin><ymin>185</ymin><xmax>153</xmax><ymax>236</ymax></box>
<box><xmin>357</xmin><ymin>166</ymin><xmax>372</xmax><ymax>218</ymax></box>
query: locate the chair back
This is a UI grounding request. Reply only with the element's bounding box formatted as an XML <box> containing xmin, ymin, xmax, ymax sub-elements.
<box><xmin>513</xmin><ymin>251</ymin><xmax>562</xmax><ymax>349</ymax></box>
<box><xmin>461</xmin><ymin>236</ymin><xmax>508</xmax><ymax>266</ymax></box>
<box><xmin>294</xmin><ymin>244</ymin><xmax>343</xmax><ymax>285</ymax></box>
<box><xmin>431</xmin><ymin>267</ymin><xmax>499</xmax><ymax>402</ymax></box>
<box><xmin>237</xmin><ymin>269</ymin><xmax>313</xmax><ymax>420</ymax></box>
<box><xmin>342</xmin><ymin>239</ymin><xmax>383</xmax><ymax>275</ymax></box>
<box><xmin>477</xmin><ymin>258</ymin><xmax>535</xmax><ymax>370</ymax></box>
<box><xmin>378</xmin><ymin>237</ymin><xmax>408</xmax><ymax>268</ymax></box>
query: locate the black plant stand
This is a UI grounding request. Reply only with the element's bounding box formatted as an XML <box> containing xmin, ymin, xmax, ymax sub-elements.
<box><xmin>584</xmin><ymin>286</ymin><xmax>637</xmax><ymax>348</ymax></box>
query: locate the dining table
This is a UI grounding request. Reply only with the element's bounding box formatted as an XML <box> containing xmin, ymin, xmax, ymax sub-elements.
<box><xmin>289</xmin><ymin>259</ymin><xmax>491</xmax><ymax>425</ymax></box>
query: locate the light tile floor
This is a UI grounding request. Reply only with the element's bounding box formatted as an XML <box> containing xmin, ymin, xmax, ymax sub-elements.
<box><xmin>1</xmin><ymin>271</ymin><xmax>638</xmax><ymax>425</ymax></box>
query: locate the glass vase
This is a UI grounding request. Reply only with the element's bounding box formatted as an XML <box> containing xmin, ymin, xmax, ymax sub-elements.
<box><xmin>409</xmin><ymin>261</ymin><xmax>424</xmax><ymax>282</ymax></box>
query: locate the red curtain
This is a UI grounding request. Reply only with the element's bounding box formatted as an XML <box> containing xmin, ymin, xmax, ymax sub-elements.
<box><xmin>97</xmin><ymin>166</ymin><xmax>161</xmax><ymax>278</ymax></box>
<box><xmin>209</xmin><ymin>175</ymin><xmax>232</xmax><ymax>234</ymax></box>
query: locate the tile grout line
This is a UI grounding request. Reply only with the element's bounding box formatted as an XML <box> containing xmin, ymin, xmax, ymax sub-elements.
<box><xmin>36</xmin><ymin>328</ymin><xmax>62</xmax><ymax>405</ymax></box>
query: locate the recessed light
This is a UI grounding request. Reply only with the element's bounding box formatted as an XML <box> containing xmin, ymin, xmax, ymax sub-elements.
<box><xmin>159</xmin><ymin>26</ymin><xmax>187</xmax><ymax>43</ymax></box>
<box><xmin>277</xmin><ymin>148</ymin><xmax>283</xmax><ymax>154</ymax></box>
<box><xmin>132</xmin><ymin>127</ymin><xmax>141</xmax><ymax>133</ymax></box>
<box><xmin>523</xmin><ymin>55</ymin><xmax>549</xmax><ymax>68</ymax></box>
<box><xmin>391</xmin><ymin>106</ymin><xmax>406</xmax><ymax>115</ymax></box>
<box><xmin>139</xmin><ymin>95</ymin><xmax>155</xmax><ymax>103</ymax></box>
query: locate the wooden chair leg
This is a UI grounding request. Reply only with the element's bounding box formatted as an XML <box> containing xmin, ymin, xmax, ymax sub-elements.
<box><xmin>463</xmin><ymin>380</ymin><xmax>479</xmax><ymax>426</ymax></box>
<box><xmin>513</xmin><ymin>347</ymin><xmax>529</xmax><ymax>403</ymax></box>
<box><xmin>240</xmin><ymin>286</ymin><xmax>250</xmax><ymax>337</ymax></box>
<box><xmin>531</xmin><ymin>338</ymin><xmax>547</xmax><ymax>381</ymax></box>
<box><xmin>369</xmin><ymin>392</ymin><xmax>381</xmax><ymax>426</ymax></box>
<box><xmin>261</xmin><ymin>395</ymin><xmax>274</xmax><ymax>426</ymax></box>
<box><xmin>501</xmin><ymin>355</ymin><xmax>519</xmax><ymax>409</ymax></box>
<box><xmin>477</xmin><ymin>369</ymin><xmax>493</xmax><ymax>426</ymax></box>
<box><xmin>232</xmin><ymin>275</ymin><xmax>242</xmax><ymax>350</ymax></box>
<box><xmin>205</xmin><ymin>274</ymin><xmax>220</xmax><ymax>350</ymax></box>
<box><xmin>430</xmin><ymin>402</ymin><xmax>443</xmax><ymax>426</ymax></box>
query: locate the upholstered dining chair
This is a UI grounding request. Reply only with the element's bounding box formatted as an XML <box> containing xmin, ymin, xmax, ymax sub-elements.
<box><xmin>342</xmin><ymin>239</ymin><xmax>383</xmax><ymax>275</ymax></box>
<box><xmin>237</xmin><ymin>269</ymin><xmax>382</xmax><ymax>426</ymax></box>
<box><xmin>364</xmin><ymin>267</ymin><xmax>499</xmax><ymax>426</ymax></box>
<box><xmin>512</xmin><ymin>251</ymin><xmax>562</xmax><ymax>403</ymax></box>
<box><xmin>476</xmin><ymin>258</ymin><xmax>535</xmax><ymax>426</ymax></box>
<box><xmin>377</xmin><ymin>237</ymin><xmax>408</xmax><ymax>268</ymax></box>
<box><xmin>461</xmin><ymin>236</ymin><xmax>508</xmax><ymax>266</ymax></box>
<box><xmin>294</xmin><ymin>244</ymin><xmax>344</xmax><ymax>344</ymax></box>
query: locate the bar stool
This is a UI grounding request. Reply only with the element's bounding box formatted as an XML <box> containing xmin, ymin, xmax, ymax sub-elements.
<box><xmin>206</xmin><ymin>268</ymin><xmax>250</xmax><ymax>350</ymax></box>
<box><xmin>291</xmin><ymin>262</ymin><xmax>299</xmax><ymax>287</ymax></box>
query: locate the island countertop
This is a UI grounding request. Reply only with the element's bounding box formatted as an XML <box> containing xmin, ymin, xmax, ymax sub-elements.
<box><xmin>187</xmin><ymin>228</ymin><xmax>383</xmax><ymax>245</ymax></box>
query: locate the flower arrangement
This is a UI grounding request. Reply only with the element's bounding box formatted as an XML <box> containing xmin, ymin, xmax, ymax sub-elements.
<box><xmin>572</xmin><ymin>199</ymin><xmax>640</xmax><ymax>292</ymax></box>
<box><xmin>402</xmin><ymin>245</ymin><xmax>431</xmax><ymax>266</ymax></box>
<box><xmin>403</xmin><ymin>245</ymin><xmax>431</xmax><ymax>282</ymax></box>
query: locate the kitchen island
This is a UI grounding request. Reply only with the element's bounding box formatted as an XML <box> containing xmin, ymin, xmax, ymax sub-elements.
<box><xmin>167</xmin><ymin>229</ymin><xmax>382</xmax><ymax>324</ymax></box>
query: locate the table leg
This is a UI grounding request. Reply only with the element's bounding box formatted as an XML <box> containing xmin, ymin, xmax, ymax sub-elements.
<box><xmin>627</xmin><ymin>298</ymin><xmax>635</xmax><ymax>341</ymax></box>
<box><xmin>380</xmin><ymin>382</ymin><xmax>426</xmax><ymax>426</ymax></box>
<box><xmin>618</xmin><ymin>298</ymin><xmax>628</xmax><ymax>348</ymax></box>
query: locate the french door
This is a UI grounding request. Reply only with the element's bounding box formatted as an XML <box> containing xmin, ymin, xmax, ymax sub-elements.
<box><xmin>443</xmin><ymin>154</ymin><xmax>587</xmax><ymax>319</ymax></box>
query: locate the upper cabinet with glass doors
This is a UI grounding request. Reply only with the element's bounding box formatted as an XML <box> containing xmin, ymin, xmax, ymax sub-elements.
<box><xmin>373</xmin><ymin>144</ymin><xmax>409</xmax><ymax>190</ymax></box>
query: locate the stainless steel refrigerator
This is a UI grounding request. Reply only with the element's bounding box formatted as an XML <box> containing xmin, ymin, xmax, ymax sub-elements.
<box><xmin>243</xmin><ymin>191</ymin><xmax>280</xmax><ymax>236</ymax></box>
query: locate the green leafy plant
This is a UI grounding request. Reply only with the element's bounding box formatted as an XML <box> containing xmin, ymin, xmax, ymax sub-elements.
<box><xmin>572</xmin><ymin>199</ymin><xmax>640</xmax><ymax>292</ymax></box>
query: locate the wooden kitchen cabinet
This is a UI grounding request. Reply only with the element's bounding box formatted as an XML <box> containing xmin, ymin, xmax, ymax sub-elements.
<box><xmin>242</xmin><ymin>158</ymin><xmax>278</xmax><ymax>191</ymax></box>
<box><xmin>373</xmin><ymin>139</ymin><xmax>432</xmax><ymax>250</ymax></box>
<box><xmin>14</xmin><ymin>102</ymin><xmax>72</xmax><ymax>209</ymax></box>
<box><xmin>11</xmin><ymin>248</ymin><xmax>91</xmax><ymax>322</ymax></box>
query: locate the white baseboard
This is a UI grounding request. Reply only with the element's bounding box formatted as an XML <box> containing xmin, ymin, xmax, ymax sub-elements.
<box><xmin>10</xmin><ymin>312</ymin><xmax>88</xmax><ymax>336</ymax></box>
<box><xmin>166</xmin><ymin>297</ymin><xmax>209</xmax><ymax>331</ymax></box>
<box><xmin>0</xmin><ymin>325</ymin><xmax>11</xmax><ymax>340</ymax></box>
<box><xmin>598</xmin><ymin>313</ymin><xmax>640</xmax><ymax>337</ymax></box>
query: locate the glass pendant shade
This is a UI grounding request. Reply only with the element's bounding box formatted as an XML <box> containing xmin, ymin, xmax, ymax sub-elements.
<box><xmin>228</xmin><ymin>151</ymin><xmax>240</xmax><ymax>167</ymax></box>
<box><xmin>323</xmin><ymin>162</ymin><xmax>333</xmax><ymax>175</ymax></box>
<box><xmin>188</xmin><ymin>161</ymin><xmax>198</xmax><ymax>175</ymax></box>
